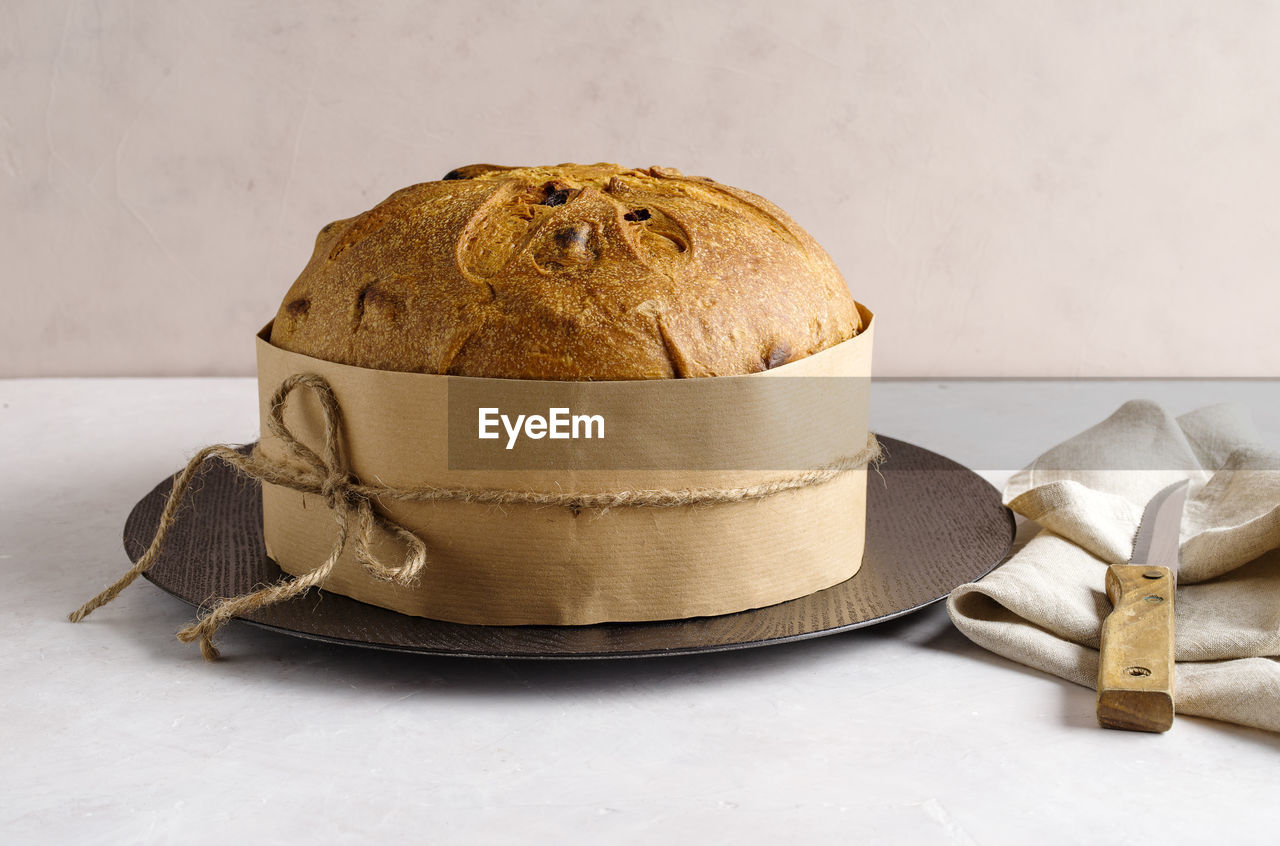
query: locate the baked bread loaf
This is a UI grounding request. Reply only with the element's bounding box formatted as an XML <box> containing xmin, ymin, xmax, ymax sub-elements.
<box><xmin>270</xmin><ymin>163</ymin><xmax>861</xmax><ymax>379</ymax></box>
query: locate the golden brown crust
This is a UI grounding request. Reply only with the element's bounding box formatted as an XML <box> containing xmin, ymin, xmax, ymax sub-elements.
<box><xmin>270</xmin><ymin>163</ymin><xmax>861</xmax><ymax>379</ymax></box>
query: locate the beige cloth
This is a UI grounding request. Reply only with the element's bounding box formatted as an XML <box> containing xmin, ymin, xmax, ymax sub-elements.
<box><xmin>947</xmin><ymin>400</ymin><xmax>1280</xmax><ymax>733</ymax></box>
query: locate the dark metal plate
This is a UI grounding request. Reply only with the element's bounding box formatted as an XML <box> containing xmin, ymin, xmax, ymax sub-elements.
<box><xmin>126</xmin><ymin>436</ymin><xmax>1013</xmax><ymax>658</ymax></box>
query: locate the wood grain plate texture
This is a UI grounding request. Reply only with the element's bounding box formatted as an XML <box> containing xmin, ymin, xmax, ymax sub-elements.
<box><xmin>126</xmin><ymin>436</ymin><xmax>1014</xmax><ymax>658</ymax></box>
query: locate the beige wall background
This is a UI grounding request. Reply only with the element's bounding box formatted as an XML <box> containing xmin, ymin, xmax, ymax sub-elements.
<box><xmin>3</xmin><ymin>0</ymin><xmax>1278</xmax><ymax>377</ymax></box>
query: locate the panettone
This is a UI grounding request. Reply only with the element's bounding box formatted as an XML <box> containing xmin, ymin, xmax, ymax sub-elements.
<box><xmin>269</xmin><ymin>163</ymin><xmax>861</xmax><ymax>380</ymax></box>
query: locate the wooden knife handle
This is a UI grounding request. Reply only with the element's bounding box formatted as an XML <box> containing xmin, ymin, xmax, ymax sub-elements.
<box><xmin>1096</xmin><ymin>564</ymin><xmax>1175</xmax><ymax>733</ymax></box>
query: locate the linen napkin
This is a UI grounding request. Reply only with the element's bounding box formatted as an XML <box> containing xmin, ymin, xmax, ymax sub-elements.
<box><xmin>947</xmin><ymin>400</ymin><xmax>1280</xmax><ymax>733</ymax></box>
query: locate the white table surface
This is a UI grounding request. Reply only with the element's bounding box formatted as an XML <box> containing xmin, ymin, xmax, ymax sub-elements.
<box><xmin>3</xmin><ymin>377</ymin><xmax>1278</xmax><ymax>845</ymax></box>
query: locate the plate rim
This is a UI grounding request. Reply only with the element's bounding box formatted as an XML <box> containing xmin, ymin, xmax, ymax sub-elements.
<box><xmin>131</xmin><ymin>435</ymin><xmax>1014</xmax><ymax>659</ymax></box>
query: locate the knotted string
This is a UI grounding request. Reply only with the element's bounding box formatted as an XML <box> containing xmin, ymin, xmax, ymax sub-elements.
<box><xmin>70</xmin><ymin>373</ymin><xmax>882</xmax><ymax>660</ymax></box>
<box><xmin>68</xmin><ymin>374</ymin><xmax>428</xmax><ymax>659</ymax></box>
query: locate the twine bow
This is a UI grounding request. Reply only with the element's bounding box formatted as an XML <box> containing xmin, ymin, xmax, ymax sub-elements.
<box><xmin>70</xmin><ymin>373</ymin><xmax>882</xmax><ymax>660</ymax></box>
<box><xmin>68</xmin><ymin>373</ymin><xmax>427</xmax><ymax>659</ymax></box>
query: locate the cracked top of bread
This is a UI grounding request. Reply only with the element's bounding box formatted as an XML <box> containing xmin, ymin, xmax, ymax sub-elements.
<box><xmin>269</xmin><ymin>163</ymin><xmax>862</xmax><ymax>380</ymax></box>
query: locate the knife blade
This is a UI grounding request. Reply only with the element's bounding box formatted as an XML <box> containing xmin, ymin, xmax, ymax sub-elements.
<box><xmin>1096</xmin><ymin>479</ymin><xmax>1189</xmax><ymax>733</ymax></box>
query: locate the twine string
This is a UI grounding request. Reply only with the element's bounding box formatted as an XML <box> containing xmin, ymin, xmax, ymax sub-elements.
<box><xmin>69</xmin><ymin>373</ymin><xmax>882</xmax><ymax>660</ymax></box>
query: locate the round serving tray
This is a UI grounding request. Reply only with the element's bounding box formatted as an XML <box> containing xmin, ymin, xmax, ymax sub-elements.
<box><xmin>126</xmin><ymin>436</ymin><xmax>1013</xmax><ymax>659</ymax></box>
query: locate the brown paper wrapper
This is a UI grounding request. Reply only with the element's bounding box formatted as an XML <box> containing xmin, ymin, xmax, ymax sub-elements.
<box><xmin>256</xmin><ymin>305</ymin><xmax>875</xmax><ymax>625</ymax></box>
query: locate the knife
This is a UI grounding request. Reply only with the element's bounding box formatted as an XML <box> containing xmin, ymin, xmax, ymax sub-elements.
<box><xmin>1096</xmin><ymin>479</ymin><xmax>1189</xmax><ymax>733</ymax></box>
